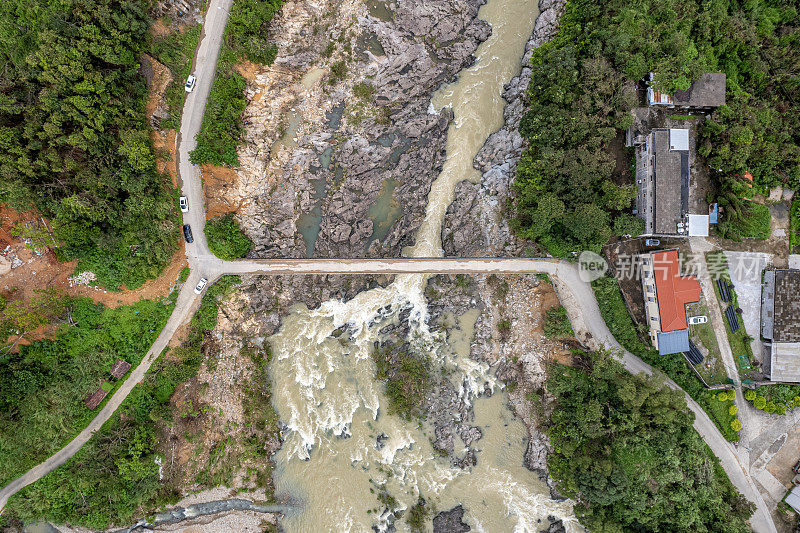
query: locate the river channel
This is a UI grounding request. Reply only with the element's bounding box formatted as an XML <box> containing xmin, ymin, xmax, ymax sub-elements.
<box><xmin>267</xmin><ymin>0</ymin><xmax>579</xmax><ymax>530</ymax></box>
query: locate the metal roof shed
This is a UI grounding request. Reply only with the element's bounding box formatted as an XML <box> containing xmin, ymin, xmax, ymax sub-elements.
<box><xmin>688</xmin><ymin>214</ymin><xmax>709</xmax><ymax>236</ymax></box>
<box><xmin>657</xmin><ymin>330</ymin><xmax>690</xmax><ymax>355</ymax></box>
<box><xmin>786</xmin><ymin>486</ymin><xmax>800</xmax><ymax>514</ymax></box>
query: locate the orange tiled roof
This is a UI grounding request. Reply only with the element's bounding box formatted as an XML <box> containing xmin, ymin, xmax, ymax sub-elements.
<box><xmin>652</xmin><ymin>250</ymin><xmax>701</xmax><ymax>332</ymax></box>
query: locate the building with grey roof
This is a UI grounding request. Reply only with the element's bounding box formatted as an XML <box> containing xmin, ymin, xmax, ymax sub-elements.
<box><xmin>648</xmin><ymin>73</ymin><xmax>727</xmax><ymax>109</ymax></box>
<box><xmin>762</xmin><ymin>269</ymin><xmax>800</xmax><ymax>382</ymax></box>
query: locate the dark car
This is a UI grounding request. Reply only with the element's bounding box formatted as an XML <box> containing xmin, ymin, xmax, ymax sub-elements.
<box><xmin>183</xmin><ymin>224</ymin><xmax>194</xmax><ymax>243</ymax></box>
<box><xmin>793</xmin><ymin>459</ymin><xmax>800</xmax><ymax>474</ymax></box>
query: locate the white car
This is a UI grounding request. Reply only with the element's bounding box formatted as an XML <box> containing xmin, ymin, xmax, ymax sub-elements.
<box><xmin>194</xmin><ymin>277</ymin><xmax>208</xmax><ymax>294</ymax></box>
<box><xmin>179</xmin><ymin>196</ymin><xmax>189</xmax><ymax>213</ymax></box>
<box><xmin>185</xmin><ymin>75</ymin><xmax>197</xmax><ymax>93</ymax></box>
<box><xmin>688</xmin><ymin>316</ymin><xmax>708</xmax><ymax>325</ymax></box>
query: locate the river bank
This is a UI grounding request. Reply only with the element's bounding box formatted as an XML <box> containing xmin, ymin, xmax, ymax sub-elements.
<box><xmin>443</xmin><ymin>0</ymin><xmax>568</xmax><ymax>257</ymax></box>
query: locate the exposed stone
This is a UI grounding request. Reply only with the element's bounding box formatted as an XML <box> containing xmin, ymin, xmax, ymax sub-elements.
<box><xmin>232</xmin><ymin>0</ymin><xmax>492</xmax><ymax>259</ymax></box>
<box><xmin>433</xmin><ymin>505</ymin><xmax>471</xmax><ymax>533</ymax></box>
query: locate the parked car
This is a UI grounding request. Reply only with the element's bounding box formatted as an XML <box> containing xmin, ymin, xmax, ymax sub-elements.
<box><xmin>185</xmin><ymin>75</ymin><xmax>196</xmax><ymax>93</ymax></box>
<box><xmin>179</xmin><ymin>196</ymin><xmax>189</xmax><ymax>213</ymax></box>
<box><xmin>688</xmin><ymin>316</ymin><xmax>708</xmax><ymax>325</ymax></box>
<box><xmin>793</xmin><ymin>459</ymin><xmax>800</xmax><ymax>474</ymax></box>
<box><xmin>644</xmin><ymin>238</ymin><xmax>660</xmax><ymax>247</ymax></box>
<box><xmin>183</xmin><ymin>224</ymin><xmax>193</xmax><ymax>243</ymax></box>
<box><xmin>194</xmin><ymin>278</ymin><xmax>208</xmax><ymax>294</ymax></box>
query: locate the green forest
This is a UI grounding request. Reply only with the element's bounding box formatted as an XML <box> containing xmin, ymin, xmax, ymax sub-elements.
<box><xmin>513</xmin><ymin>0</ymin><xmax>800</xmax><ymax>255</ymax></box>
<box><xmin>547</xmin><ymin>350</ymin><xmax>754</xmax><ymax>531</ymax></box>
<box><xmin>0</xmin><ymin>0</ymin><xmax>179</xmax><ymax>289</ymax></box>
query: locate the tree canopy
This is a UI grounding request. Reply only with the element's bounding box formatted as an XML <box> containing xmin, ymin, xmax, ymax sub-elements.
<box><xmin>0</xmin><ymin>0</ymin><xmax>178</xmax><ymax>289</ymax></box>
<box><xmin>547</xmin><ymin>351</ymin><xmax>754</xmax><ymax>532</ymax></box>
<box><xmin>513</xmin><ymin>0</ymin><xmax>800</xmax><ymax>255</ymax></box>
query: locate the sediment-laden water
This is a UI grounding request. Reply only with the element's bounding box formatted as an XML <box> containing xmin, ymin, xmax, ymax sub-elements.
<box><xmin>267</xmin><ymin>0</ymin><xmax>579</xmax><ymax>530</ymax></box>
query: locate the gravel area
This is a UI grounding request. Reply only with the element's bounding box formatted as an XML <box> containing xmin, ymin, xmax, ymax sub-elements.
<box><xmin>725</xmin><ymin>251</ymin><xmax>772</xmax><ymax>364</ymax></box>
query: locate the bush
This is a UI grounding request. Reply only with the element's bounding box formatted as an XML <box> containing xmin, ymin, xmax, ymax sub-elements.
<box><xmin>717</xmin><ymin>392</ymin><xmax>729</xmax><ymax>402</ymax></box>
<box><xmin>205</xmin><ymin>214</ymin><xmax>253</xmax><ymax>260</ymax></box>
<box><xmin>543</xmin><ymin>306</ymin><xmax>574</xmax><ymax>339</ymax></box>
<box><xmin>754</xmin><ymin>396</ymin><xmax>767</xmax><ymax>410</ymax></box>
<box><xmin>744</xmin><ymin>389</ymin><xmax>756</xmax><ymax>401</ymax></box>
<box><xmin>731</xmin><ymin>419</ymin><xmax>742</xmax><ymax>432</ymax></box>
<box><xmin>189</xmin><ymin>73</ymin><xmax>248</xmax><ymax>167</ymax></box>
<box><xmin>729</xmin><ymin>405</ymin><xmax>737</xmax><ymax>416</ymax></box>
<box><xmin>226</xmin><ymin>0</ymin><xmax>283</xmax><ymax>65</ymax></box>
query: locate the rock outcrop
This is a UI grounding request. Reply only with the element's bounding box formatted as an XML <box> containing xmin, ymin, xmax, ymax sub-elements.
<box><xmin>442</xmin><ymin>0</ymin><xmax>568</xmax><ymax>257</ymax></box>
<box><xmin>231</xmin><ymin>0</ymin><xmax>492</xmax><ymax>259</ymax></box>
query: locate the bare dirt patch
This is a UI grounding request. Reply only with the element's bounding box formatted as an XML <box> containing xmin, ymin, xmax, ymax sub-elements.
<box><xmin>234</xmin><ymin>60</ymin><xmax>262</xmax><ymax>82</ymax></box>
<box><xmin>0</xmin><ymin>206</ymin><xmax>186</xmax><ymax>310</ymax></box>
<box><xmin>202</xmin><ymin>165</ymin><xmax>243</xmax><ymax>219</ymax></box>
<box><xmin>766</xmin><ymin>426</ymin><xmax>800</xmax><ymax>489</ymax></box>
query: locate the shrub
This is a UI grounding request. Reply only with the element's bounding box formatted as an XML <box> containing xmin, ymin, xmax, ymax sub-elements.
<box><xmin>731</xmin><ymin>419</ymin><xmax>742</xmax><ymax>432</ymax></box>
<box><xmin>729</xmin><ymin>405</ymin><xmax>737</xmax><ymax>416</ymax></box>
<box><xmin>744</xmin><ymin>389</ymin><xmax>756</xmax><ymax>401</ymax></box>
<box><xmin>727</xmin><ymin>390</ymin><xmax>736</xmax><ymax>401</ymax></box>
<box><xmin>717</xmin><ymin>392</ymin><xmax>729</xmax><ymax>402</ymax></box>
<box><xmin>205</xmin><ymin>214</ymin><xmax>253</xmax><ymax>260</ymax></box>
<box><xmin>754</xmin><ymin>396</ymin><xmax>767</xmax><ymax>410</ymax></box>
<box><xmin>543</xmin><ymin>306</ymin><xmax>574</xmax><ymax>339</ymax></box>
<box><xmin>189</xmin><ymin>74</ymin><xmax>247</xmax><ymax>167</ymax></box>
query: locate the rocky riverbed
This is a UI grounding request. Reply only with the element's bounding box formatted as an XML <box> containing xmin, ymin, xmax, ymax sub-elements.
<box><xmin>228</xmin><ymin>0</ymin><xmax>493</xmax><ymax>258</ymax></box>
<box><xmin>214</xmin><ymin>0</ymin><xmax>575</xmax><ymax>529</ymax></box>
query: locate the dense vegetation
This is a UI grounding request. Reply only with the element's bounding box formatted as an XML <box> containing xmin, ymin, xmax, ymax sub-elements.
<box><xmin>592</xmin><ymin>276</ymin><xmax>741</xmax><ymax>441</ymax></box>
<box><xmin>0</xmin><ymin>293</ymin><xmax>175</xmax><ymax>487</ymax></box>
<box><xmin>717</xmin><ymin>202</ymin><xmax>771</xmax><ymax>240</ymax></box>
<box><xmin>190</xmin><ymin>0</ymin><xmax>283</xmax><ymax>166</ymax></box>
<box><xmin>205</xmin><ymin>213</ymin><xmax>253</xmax><ymax>259</ymax></box>
<box><xmin>372</xmin><ymin>344</ymin><xmax>431</xmax><ymax>421</ymax></box>
<box><xmin>513</xmin><ymin>0</ymin><xmax>799</xmax><ymax>255</ymax></box>
<box><xmin>543</xmin><ymin>305</ymin><xmax>573</xmax><ymax>339</ymax></box>
<box><xmin>745</xmin><ymin>385</ymin><xmax>800</xmax><ymax>415</ymax></box>
<box><xmin>792</xmin><ymin>198</ymin><xmax>800</xmax><ymax>251</ymax></box>
<box><xmin>3</xmin><ymin>277</ymin><xmax>242</xmax><ymax>529</ymax></box>
<box><xmin>0</xmin><ymin>0</ymin><xmax>179</xmax><ymax>289</ymax></box>
<box><xmin>547</xmin><ymin>350</ymin><xmax>753</xmax><ymax>531</ymax></box>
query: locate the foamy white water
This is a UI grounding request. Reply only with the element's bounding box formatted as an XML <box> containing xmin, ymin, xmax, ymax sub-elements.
<box><xmin>266</xmin><ymin>0</ymin><xmax>580</xmax><ymax>530</ymax></box>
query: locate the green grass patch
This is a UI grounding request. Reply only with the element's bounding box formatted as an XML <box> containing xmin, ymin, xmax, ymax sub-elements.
<box><xmin>544</xmin><ymin>305</ymin><xmax>574</xmax><ymax>339</ymax></box>
<box><xmin>0</xmin><ymin>295</ymin><xmax>176</xmax><ymax>488</ymax></box>
<box><xmin>701</xmin><ymin>389</ymin><xmax>741</xmax><ymax>441</ymax></box>
<box><xmin>791</xmin><ymin>198</ymin><xmax>800</xmax><ymax>251</ymax></box>
<box><xmin>719</xmin><ymin>203</ymin><xmax>771</xmax><ymax>240</ymax></box>
<box><xmin>205</xmin><ymin>214</ymin><xmax>253</xmax><ymax>260</ymax></box>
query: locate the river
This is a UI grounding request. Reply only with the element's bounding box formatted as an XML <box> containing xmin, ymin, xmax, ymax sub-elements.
<box><xmin>267</xmin><ymin>0</ymin><xmax>579</xmax><ymax>530</ymax></box>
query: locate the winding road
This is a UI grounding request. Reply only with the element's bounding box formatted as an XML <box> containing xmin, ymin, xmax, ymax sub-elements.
<box><xmin>0</xmin><ymin>0</ymin><xmax>777</xmax><ymax>531</ymax></box>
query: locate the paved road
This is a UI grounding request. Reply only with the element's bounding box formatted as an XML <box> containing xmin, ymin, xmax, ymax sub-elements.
<box><xmin>179</xmin><ymin>0</ymin><xmax>233</xmax><ymax>261</ymax></box>
<box><xmin>0</xmin><ymin>0</ymin><xmax>777</xmax><ymax>530</ymax></box>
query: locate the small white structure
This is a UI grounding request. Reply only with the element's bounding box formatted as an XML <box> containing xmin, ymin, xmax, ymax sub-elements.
<box><xmin>669</xmin><ymin>129</ymin><xmax>690</xmax><ymax>151</ymax></box>
<box><xmin>687</xmin><ymin>214</ymin><xmax>709</xmax><ymax>236</ymax></box>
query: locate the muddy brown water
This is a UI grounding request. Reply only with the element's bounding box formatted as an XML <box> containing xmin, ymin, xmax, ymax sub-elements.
<box><xmin>267</xmin><ymin>0</ymin><xmax>579</xmax><ymax>531</ymax></box>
